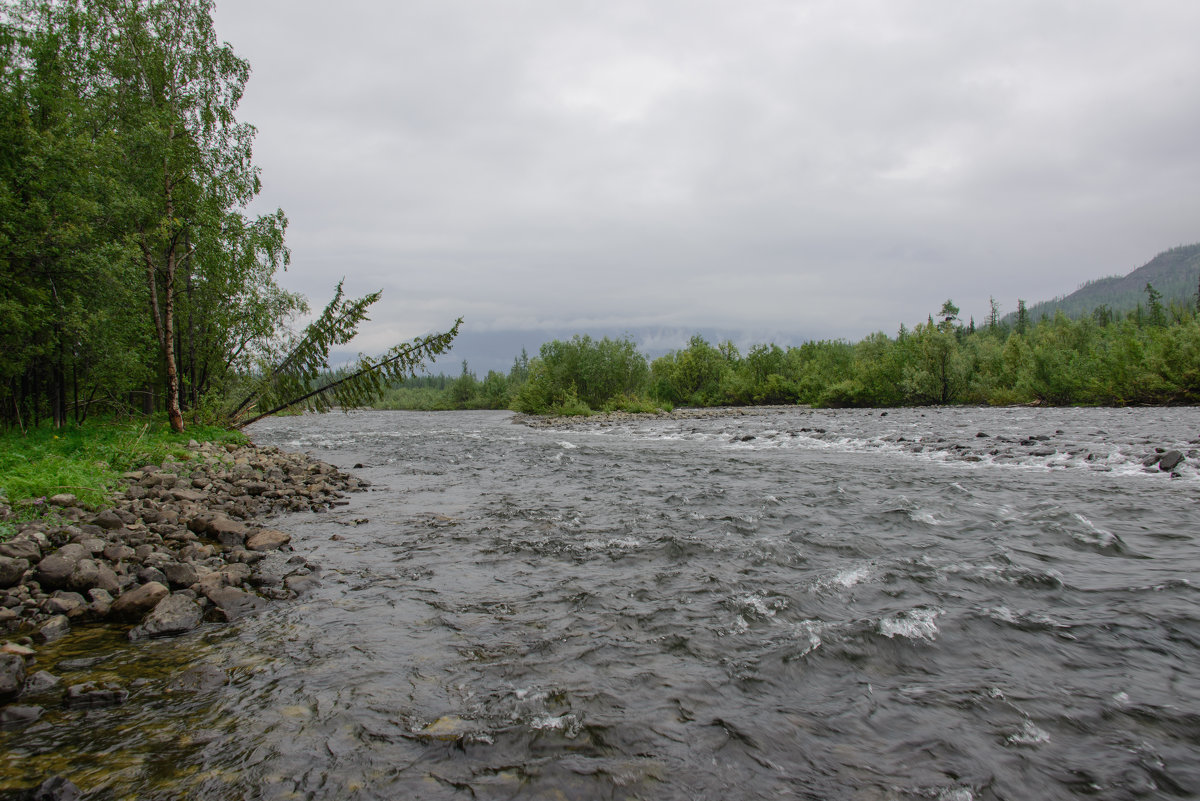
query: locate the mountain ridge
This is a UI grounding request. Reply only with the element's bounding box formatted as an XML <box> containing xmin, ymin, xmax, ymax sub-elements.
<box><xmin>1015</xmin><ymin>242</ymin><xmax>1200</xmax><ymax>322</ymax></box>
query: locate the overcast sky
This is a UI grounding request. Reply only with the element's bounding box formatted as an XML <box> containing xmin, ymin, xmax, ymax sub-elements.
<box><xmin>212</xmin><ymin>0</ymin><xmax>1200</xmax><ymax>362</ymax></box>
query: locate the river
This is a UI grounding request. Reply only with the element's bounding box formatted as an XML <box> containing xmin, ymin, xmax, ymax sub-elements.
<box><xmin>5</xmin><ymin>407</ymin><xmax>1200</xmax><ymax>800</ymax></box>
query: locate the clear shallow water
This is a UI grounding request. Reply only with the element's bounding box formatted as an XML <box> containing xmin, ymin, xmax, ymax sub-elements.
<box><xmin>6</xmin><ymin>407</ymin><xmax>1200</xmax><ymax>800</ymax></box>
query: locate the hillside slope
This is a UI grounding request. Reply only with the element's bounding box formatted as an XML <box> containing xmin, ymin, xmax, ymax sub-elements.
<box><xmin>1020</xmin><ymin>243</ymin><xmax>1200</xmax><ymax>321</ymax></box>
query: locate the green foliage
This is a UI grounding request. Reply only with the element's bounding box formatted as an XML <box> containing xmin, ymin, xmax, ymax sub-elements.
<box><xmin>514</xmin><ymin>335</ymin><xmax>648</xmax><ymax>414</ymax></box>
<box><xmin>225</xmin><ymin>281</ymin><xmax>460</xmax><ymax>426</ymax></box>
<box><xmin>0</xmin><ymin>0</ymin><xmax>307</xmax><ymax>431</ymax></box>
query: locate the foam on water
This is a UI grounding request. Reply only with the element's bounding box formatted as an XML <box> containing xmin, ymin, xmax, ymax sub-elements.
<box><xmin>878</xmin><ymin>607</ymin><xmax>941</xmax><ymax>641</ymax></box>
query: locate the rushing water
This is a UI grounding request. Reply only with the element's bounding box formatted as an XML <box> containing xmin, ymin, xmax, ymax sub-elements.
<box><xmin>5</xmin><ymin>407</ymin><xmax>1200</xmax><ymax>800</ymax></box>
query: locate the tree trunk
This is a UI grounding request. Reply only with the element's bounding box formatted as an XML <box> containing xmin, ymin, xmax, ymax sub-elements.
<box><xmin>162</xmin><ymin>244</ymin><xmax>185</xmax><ymax>432</ymax></box>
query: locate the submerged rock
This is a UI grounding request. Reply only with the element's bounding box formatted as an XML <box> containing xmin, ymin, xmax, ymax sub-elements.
<box><xmin>0</xmin><ymin>703</ymin><xmax>43</xmax><ymax>730</ymax></box>
<box><xmin>0</xmin><ymin>651</ymin><xmax>26</xmax><ymax>700</ymax></box>
<box><xmin>64</xmin><ymin>681</ymin><xmax>128</xmax><ymax>707</ymax></box>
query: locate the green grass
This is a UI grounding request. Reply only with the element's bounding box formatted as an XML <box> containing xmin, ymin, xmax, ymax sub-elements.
<box><xmin>0</xmin><ymin>419</ymin><xmax>246</xmax><ymax>534</ymax></box>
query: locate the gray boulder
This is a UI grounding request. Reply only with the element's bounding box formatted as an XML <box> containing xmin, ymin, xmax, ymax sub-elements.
<box><xmin>161</xmin><ymin>561</ymin><xmax>201</xmax><ymax>589</ymax></box>
<box><xmin>246</xmin><ymin>529</ymin><xmax>290</xmax><ymax>552</ymax></box>
<box><xmin>36</xmin><ymin>615</ymin><xmax>71</xmax><ymax>643</ymax></box>
<box><xmin>34</xmin><ymin>544</ymin><xmax>89</xmax><ymax>591</ymax></box>
<box><xmin>0</xmin><ymin>652</ymin><xmax>26</xmax><ymax>700</ymax></box>
<box><xmin>129</xmin><ymin>594</ymin><xmax>202</xmax><ymax>639</ymax></box>
<box><xmin>1159</xmin><ymin>450</ymin><xmax>1185</xmax><ymax>472</ymax></box>
<box><xmin>0</xmin><ymin>556</ymin><xmax>28</xmax><ymax>588</ymax></box>
<box><xmin>110</xmin><ymin>581</ymin><xmax>170</xmax><ymax>620</ymax></box>
<box><xmin>0</xmin><ymin>537</ymin><xmax>40</xmax><ymax>561</ymax></box>
<box><xmin>203</xmin><ymin>585</ymin><xmax>267</xmax><ymax>621</ymax></box>
<box><xmin>0</xmin><ymin>704</ymin><xmax>43</xmax><ymax>730</ymax></box>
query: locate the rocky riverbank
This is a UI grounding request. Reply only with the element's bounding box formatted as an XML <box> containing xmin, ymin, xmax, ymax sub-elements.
<box><xmin>0</xmin><ymin>438</ymin><xmax>363</xmax><ymax>740</ymax></box>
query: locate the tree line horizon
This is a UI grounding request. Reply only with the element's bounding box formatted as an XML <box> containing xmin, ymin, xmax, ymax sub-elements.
<box><xmin>383</xmin><ymin>285</ymin><xmax>1200</xmax><ymax>415</ymax></box>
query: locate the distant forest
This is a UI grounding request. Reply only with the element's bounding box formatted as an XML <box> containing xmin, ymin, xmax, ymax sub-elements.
<box><xmin>378</xmin><ymin>272</ymin><xmax>1200</xmax><ymax>413</ymax></box>
<box><xmin>1013</xmin><ymin>243</ymin><xmax>1200</xmax><ymax>323</ymax></box>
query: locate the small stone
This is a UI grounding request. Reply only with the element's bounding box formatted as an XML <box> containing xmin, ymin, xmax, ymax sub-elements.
<box><xmin>207</xmin><ymin>516</ymin><xmax>249</xmax><ymax>548</ymax></box>
<box><xmin>46</xmin><ymin>494</ymin><xmax>78</xmax><ymax>508</ymax></box>
<box><xmin>0</xmin><ymin>537</ymin><xmax>41</xmax><ymax>561</ymax></box>
<box><xmin>30</xmin><ymin>775</ymin><xmax>81</xmax><ymax>801</ymax></box>
<box><xmin>22</xmin><ymin>669</ymin><xmax>62</xmax><ymax>696</ymax></box>
<box><xmin>168</xmin><ymin>663</ymin><xmax>228</xmax><ymax>692</ymax></box>
<box><xmin>1</xmin><ymin>642</ymin><xmax>34</xmax><ymax>657</ymax></box>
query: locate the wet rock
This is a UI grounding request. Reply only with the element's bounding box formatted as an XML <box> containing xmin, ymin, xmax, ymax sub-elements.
<box><xmin>284</xmin><ymin>573</ymin><xmax>320</xmax><ymax>596</ymax></box>
<box><xmin>1158</xmin><ymin>450</ymin><xmax>1185</xmax><ymax>472</ymax></box>
<box><xmin>1143</xmin><ymin>453</ymin><xmax>1163</xmax><ymax>467</ymax></box>
<box><xmin>110</xmin><ymin>581</ymin><xmax>170</xmax><ymax>620</ymax></box>
<box><xmin>22</xmin><ymin>670</ymin><xmax>61</xmax><ymax>697</ymax></box>
<box><xmin>0</xmin><ymin>704</ymin><xmax>43</xmax><ymax>730</ymax></box>
<box><xmin>246</xmin><ymin>529</ymin><xmax>290</xmax><ymax>552</ymax></box>
<box><xmin>36</xmin><ymin>615</ymin><xmax>71</xmax><ymax>643</ymax></box>
<box><xmin>203</xmin><ymin>585</ymin><xmax>267</xmax><ymax>621</ymax></box>
<box><xmin>0</xmin><ymin>652</ymin><xmax>26</xmax><ymax>699</ymax></box>
<box><xmin>129</xmin><ymin>594</ymin><xmax>202</xmax><ymax>639</ymax></box>
<box><xmin>64</xmin><ymin>681</ymin><xmax>128</xmax><ymax>707</ymax></box>
<box><xmin>168</xmin><ymin>663</ymin><xmax>228</xmax><ymax>692</ymax></box>
<box><xmin>415</xmin><ymin>715</ymin><xmax>477</xmax><ymax>742</ymax></box>
<box><xmin>0</xmin><ymin>556</ymin><xmax>29</xmax><ymax>589</ymax></box>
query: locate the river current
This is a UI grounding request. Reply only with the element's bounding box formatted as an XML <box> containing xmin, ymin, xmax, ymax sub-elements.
<box><xmin>7</xmin><ymin>407</ymin><xmax>1200</xmax><ymax>799</ymax></box>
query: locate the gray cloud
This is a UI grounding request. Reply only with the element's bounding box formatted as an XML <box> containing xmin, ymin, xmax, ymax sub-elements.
<box><xmin>214</xmin><ymin>0</ymin><xmax>1200</xmax><ymax>359</ymax></box>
